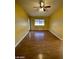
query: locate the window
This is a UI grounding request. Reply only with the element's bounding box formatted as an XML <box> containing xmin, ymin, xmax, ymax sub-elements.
<box><xmin>35</xmin><ymin>19</ymin><xmax>45</xmax><ymax>26</ymax></box>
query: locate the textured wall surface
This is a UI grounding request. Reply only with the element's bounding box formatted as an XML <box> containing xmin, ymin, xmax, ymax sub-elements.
<box><xmin>15</xmin><ymin>3</ymin><xmax>30</xmax><ymax>45</ymax></box>
<box><xmin>49</xmin><ymin>8</ymin><xmax>63</xmax><ymax>40</ymax></box>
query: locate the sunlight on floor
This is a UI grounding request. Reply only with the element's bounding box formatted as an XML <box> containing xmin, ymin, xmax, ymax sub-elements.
<box><xmin>34</xmin><ymin>32</ymin><xmax>44</xmax><ymax>41</ymax></box>
<box><xmin>38</xmin><ymin>54</ymin><xmax>43</xmax><ymax>59</ymax></box>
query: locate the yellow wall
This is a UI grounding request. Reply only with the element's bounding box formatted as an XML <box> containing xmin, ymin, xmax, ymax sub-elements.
<box><xmin>49</xmin><ymin>8</ymin><xmax>63</xmax><ymax>40</ymax></box>
<box><xmin>30</xmin><ymin>16</ymin><xmax>49</xmax><ymax>30</ymax></box>
<box><xmin>15</xmin><ymin>3</ymin><xmax>30</xmax><ymax>45</ymax></box>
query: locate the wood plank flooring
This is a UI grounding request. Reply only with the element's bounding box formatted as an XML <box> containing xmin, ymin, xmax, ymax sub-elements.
<box><xmin>15</xmin><ymin>30</ymin><xmax>63</xmax><ymax>59</ymax></box>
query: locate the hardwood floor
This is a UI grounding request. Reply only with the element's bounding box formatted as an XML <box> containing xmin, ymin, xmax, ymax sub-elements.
<box><xmin>15</xmin><ymin>30</ymin><xmax>63</xmax><ymax>59</ymax></box>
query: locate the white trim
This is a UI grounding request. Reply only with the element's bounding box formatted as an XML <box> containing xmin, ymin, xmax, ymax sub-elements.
<box><xmin>15</xmin><ymin>31</ymin><xmax>29</xmax><ymax>47</ymax></box>
<box><xmin>49</xmin><ymin>30</ymin><xmax>63</xmax><ymax>40</ymax></box>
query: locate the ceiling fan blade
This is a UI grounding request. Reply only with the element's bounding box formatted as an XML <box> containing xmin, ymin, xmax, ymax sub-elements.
<box><xmin>44</xmin><ymin>6</ymin><xmax>51</xmax><ymax>8</ymax></box>
<box><xmin>33</xmin><ymin>7</ymin><xmax>40</xmax><ymax>8</ymax></box>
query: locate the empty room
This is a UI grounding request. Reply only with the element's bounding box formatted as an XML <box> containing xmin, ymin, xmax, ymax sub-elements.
<box><xmin>15</xmin><ymin>0</ymin><xmax>63</xmax><ymax>59</ymax></box>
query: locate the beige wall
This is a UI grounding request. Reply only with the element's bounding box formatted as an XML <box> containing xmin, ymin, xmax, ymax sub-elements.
<box><xmin>15</xmin><ymin>3</ymin><xmax>30</xmax><ymax>46</ymax></box>
<box><xmin>49</xmin><ymin>8</ymin><xmax>63</xmax><ymax>40</ymax></box>
<box><xmin>30</xmin><ymin>16</ymin><xmax>49</xmax><ymax>30</ymax></box>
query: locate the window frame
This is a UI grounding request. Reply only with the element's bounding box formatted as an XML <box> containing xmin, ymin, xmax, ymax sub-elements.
<box><xmin>34</xmin><ymin>19</ymin><xmax>45</xmax><ymax>26</ymax></box>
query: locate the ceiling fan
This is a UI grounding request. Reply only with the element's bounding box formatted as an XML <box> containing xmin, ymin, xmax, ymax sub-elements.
<box><xmin>33</xmin><ymin>0</ymin><xmax>51</xmax><ymax>12</ymax></box>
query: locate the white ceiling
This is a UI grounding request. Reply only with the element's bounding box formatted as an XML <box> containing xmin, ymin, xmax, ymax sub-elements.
<box><xmin>16</xmin><ymin>0</ymin><xmax>62</xmax><ymax>17</ymax></box>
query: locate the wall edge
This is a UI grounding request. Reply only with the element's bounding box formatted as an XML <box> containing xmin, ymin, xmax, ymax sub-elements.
<box><xmin>15</xmin><ymin>31</ymin><xmax>29</xmax><ymax>47</ymax></box>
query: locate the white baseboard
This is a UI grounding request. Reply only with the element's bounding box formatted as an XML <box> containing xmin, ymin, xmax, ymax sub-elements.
<box><xmin>15</xmin><ymin>31</ymin><xmax>29</xmax><ymax>47</ymax></box>
<box><xmin>49</xmin><ymin>30</ymin><xmax>63</xmax><ymax>40</ymax></box>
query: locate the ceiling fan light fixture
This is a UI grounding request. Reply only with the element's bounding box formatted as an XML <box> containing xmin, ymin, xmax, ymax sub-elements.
<box><xmin>39</xmin><ymin>8</ymin><xmax>44</xmax><ymax>12</ymax></box>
